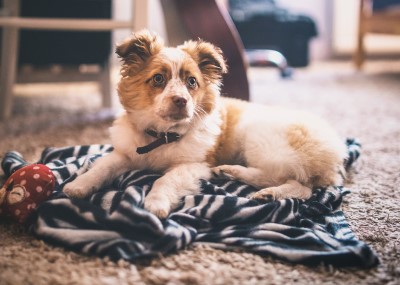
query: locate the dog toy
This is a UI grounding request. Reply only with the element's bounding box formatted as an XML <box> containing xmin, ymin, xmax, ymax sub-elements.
<box><xmin>0</xmin><ymin>164</ymin><xmax>55</xmax><ymax>223</ymax></box>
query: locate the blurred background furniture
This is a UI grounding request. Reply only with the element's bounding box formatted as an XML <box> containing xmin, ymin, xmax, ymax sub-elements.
<box><xmin>228</xmin><ymin>0</ymin><xmax>317</xmax><ymax>70</ymax></box>
<box><xmin>245</xmin><ymin>49</ymin><xmax>291</xmax><ymax>78</ymax></box>
<box><xmin>0</xmin><ymin>0</ymin><xmax>138</xmax><ymax>120</ymax></box>
<box><xmin>354</xmin><ymin>0</ymin><xmax>400</xmax><ymax>69</ymax></box>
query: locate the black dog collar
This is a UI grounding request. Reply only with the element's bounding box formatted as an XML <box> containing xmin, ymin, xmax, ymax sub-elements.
<box><xmin>136</xmin><ymin>129</ymin><xmax>181</xmax><ymax>154</ymax></box>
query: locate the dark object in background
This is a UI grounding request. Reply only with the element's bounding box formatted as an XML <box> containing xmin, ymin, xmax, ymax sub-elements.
<box><xmin>229</xmin><ymin>0</ymin><xmax>318</xmax><ymax>67</ymax></box>
<box><xmin>372</xmin><ymin>0</ymin><xmax>400</xmax><ymax>11</ymax></box>
<box><xmin>19</xmin><ymin>0</ymin><xmax>111</xmax><ymax>66</ymax></box>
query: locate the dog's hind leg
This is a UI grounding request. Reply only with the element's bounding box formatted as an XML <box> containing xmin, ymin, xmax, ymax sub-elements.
<box><xmin>212</xmin><ymin>165</ymin><xmax>278</xmax><ymax>189</ymax></box>
<box><xmin>212</xmin><ymin>164</ymin><xmax>312</xmax><ymax>200</ymax></box>
<box><xmin>249</xmin><ymin>180</ymin><xmax>312</xmax><ymax>201</ymax></box>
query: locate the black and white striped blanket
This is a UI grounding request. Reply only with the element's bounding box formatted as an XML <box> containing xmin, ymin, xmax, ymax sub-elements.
<box><xmin>1</xmin><ymin>138</ymin><xmax>379</xmax><ymax>267</ymax></box>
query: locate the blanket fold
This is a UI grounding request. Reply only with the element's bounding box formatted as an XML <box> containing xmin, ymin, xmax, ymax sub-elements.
<box><xmin>1</xmin><ymin>138</ymin><xmax>379</xmax><ymax>267</ymax></box>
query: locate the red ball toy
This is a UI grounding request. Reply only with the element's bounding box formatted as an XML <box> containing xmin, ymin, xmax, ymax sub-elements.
<box><xmin>0</xmin><ymin>164</ymin><xmax>55</xmax><ymax>223</ymax></box>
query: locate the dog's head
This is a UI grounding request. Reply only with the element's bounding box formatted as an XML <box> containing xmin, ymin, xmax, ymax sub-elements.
<box><xmin>116</xmin><ymin>30</ymin><xmax>227</xmax><ymax>131</ymax></box>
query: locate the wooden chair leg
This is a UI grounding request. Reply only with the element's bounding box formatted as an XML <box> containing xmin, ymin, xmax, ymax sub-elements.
<box><xmin>0</xmin><ymin>0</ymin><xmax>20</xmax><ymax>120</ymax></box>
<box><xmin>354</xmin><ymin>0</ymin><xmax>366</xmax><ymax>70</ymax></box>
<box><xmin>0</xmin><ymin>28</ymin><xmax>18</xmax><ymax>120</ymax></box>
<box><xmin>99</xmin><ymin>60</ymin><xmax>112</xmax><ymax>109</ymax></box>
<box><xmin>354</xmin><ymin>30</ymin><xmax>365</xmax><ymax>69</ymax></box>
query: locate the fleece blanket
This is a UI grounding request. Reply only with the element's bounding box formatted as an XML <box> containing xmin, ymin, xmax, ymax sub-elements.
<box><xmin>1</xmin><ymin>138</ymin><xmax>379</xmax><ymax>267</ymax></box>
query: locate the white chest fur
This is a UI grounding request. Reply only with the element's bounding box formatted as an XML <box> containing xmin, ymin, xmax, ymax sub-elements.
<box><xmin>109</xmin><ymin>108</ymin><xmax>222</xmax><ymax>173</ymax></box>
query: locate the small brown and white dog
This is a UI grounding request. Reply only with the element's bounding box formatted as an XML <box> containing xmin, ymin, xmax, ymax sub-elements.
<box><xmin>63</xmin><ymin>30</ymin><xmax>347</xmax><ymax>218</ymax></box>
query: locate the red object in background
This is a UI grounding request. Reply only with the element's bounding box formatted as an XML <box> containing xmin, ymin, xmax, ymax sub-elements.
<box><xmin>0</xmin><ymin>164</ymin><xmax>55</xmax><ymax>223</ymax></box>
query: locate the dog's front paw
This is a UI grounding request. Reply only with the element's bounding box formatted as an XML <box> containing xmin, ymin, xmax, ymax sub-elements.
<box><xmin>144</xmin><ymin>194</ymin><xmax>171</xmax><ymax>219</ymax></box>
<box><xmin>211</xmin><ymin>165</ymin><xmax>236</xmax><ymax>180</ymax></box>
<box><xmin>63</xmin><ymin>177</ymin><xmax>97</xmax><ymax>199</ymax></box>
<box><xmin>249</xmin><ymin>188</ymin><xmax>277</xmax><ymax>201</ymax></box>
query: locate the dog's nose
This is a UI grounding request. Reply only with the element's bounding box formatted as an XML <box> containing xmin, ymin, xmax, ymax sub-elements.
<box><xmin>172</xmin><ymin>96</ymin><xmax>187</xmax><ymax>108</ymax></box>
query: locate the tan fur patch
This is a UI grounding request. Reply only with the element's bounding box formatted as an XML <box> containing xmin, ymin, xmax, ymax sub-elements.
<box><xmin>180</xmin><ymin>40</ymin><xmax>227</xmax><ymax>86</ymax></box>
<box><xmin>206</xmin><ymin>98</ymin><xmax>246</xmax><ymax>166</ymax></box>
<box><xmin>116</xmin><ymin>31</ymin><xmax>168</xmax><ymax>111</ymax></box>
<box><xmin>286</xmin><ymin>124</ymin><xmax>342</xmax><ymax>187</ymax></box>
<box><xmin>286</xmin><ymin>125</ymin><xmax>310</xmax><ymax>150</ymax></box>
<box><xmin>118</xmin><ymin>79</ymin><xmax>153</xmax><ymax>110</ymax></box>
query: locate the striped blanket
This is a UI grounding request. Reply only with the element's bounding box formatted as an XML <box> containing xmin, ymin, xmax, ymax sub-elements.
<box><xmin>1</xmin><ymin>138</ymin><xmax>379</xmax><ymax>267</ymax></box>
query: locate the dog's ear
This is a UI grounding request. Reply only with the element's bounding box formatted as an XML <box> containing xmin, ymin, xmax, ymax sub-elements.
<box><xmin>180</xmin><ymin>40</ymin><xmax>228</xmax><ymax>85</ymax></box>
<box><xmin>116</xmin><ymin>30</ymin><xmax>163</xmax><ymax>70</ymax></box>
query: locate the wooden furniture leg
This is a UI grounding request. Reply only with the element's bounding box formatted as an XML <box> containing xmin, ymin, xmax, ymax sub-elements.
<box><xmin>354</xmin><ymin>0</ymin><xmax>366</xmax><ymax>69</ymax></box>
<box><xmin>0</xmin><ymin>0</ymin><xmax>20</xmax><ymax>120</ymax></box>
<box><xmin>99</xmin><ymin>60</ymin><xmax>112</xmax><ymax>108</ymax></box>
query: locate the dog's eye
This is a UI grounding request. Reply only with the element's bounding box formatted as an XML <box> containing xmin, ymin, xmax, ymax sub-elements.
<box><xmin>187</xmin><ymin>77</ymin><xmax>197</xmax><ymax>89</ymax></box>
<box><xmin>152</xmin><ymin>74</ymin><xmax>164</xmax><ymax>86</ymax></box>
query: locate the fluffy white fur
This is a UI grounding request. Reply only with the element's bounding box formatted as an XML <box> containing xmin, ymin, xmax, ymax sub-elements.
<box><xmin>63</xmin><ymin>30</ymin><xmax>347</xmax><ymax>218</ymax></box>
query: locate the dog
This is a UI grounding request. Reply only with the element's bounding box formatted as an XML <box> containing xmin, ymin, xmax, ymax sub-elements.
<box><xmin>63</xmin><ymin>30</ymin><xmax>348</xmax><ymax>218</ymax></box>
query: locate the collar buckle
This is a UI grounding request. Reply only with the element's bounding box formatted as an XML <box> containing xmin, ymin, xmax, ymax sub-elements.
<box><xmin>137</xmin><ymin>129</ymin><xmax>181</xmax><ymax>154</ymax></box>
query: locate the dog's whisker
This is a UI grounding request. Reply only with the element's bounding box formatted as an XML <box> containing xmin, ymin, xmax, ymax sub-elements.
<box><xmin>194</xmin><ymin>106</ymin><xmax>207</xmax><ymax>120</ymax></box>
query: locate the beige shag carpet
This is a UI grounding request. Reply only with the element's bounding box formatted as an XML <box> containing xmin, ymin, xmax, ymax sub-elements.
<box><xmin>0</xmin><ymin>60</ymin><xmax>399</xmax><ymax>285</ymax></box>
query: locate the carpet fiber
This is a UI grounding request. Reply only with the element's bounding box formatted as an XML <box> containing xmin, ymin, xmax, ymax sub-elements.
<box><xmin>1</xmin><ymin>61</ymin><xmax>399</xmax><ymax>284</ymax></box>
